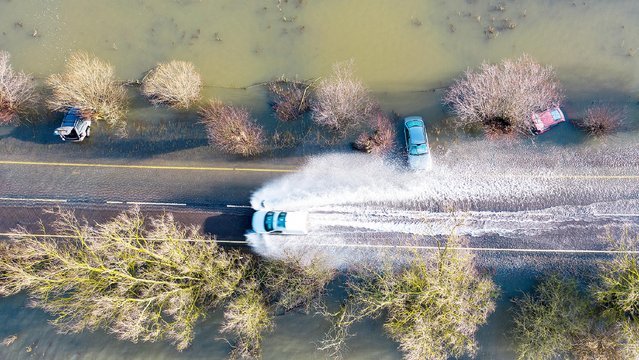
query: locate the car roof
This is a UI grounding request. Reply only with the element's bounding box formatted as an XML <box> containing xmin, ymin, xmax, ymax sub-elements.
<box><xmin>408</xmin><ymin>125</ymin><xmax>426</xmax><ymax>144</ymax></box>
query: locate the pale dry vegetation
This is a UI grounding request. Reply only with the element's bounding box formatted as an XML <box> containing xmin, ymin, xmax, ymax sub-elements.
<box><xmin>311</xmin><ymin>60</ymin><xmax>378</xmax><ymax>132</ymax></box>
<box><xmin>513</xmin><ymin>232</ymin><xmax>639</xmax><ymax>360</ymax></box>
<box><xmin>321</xmin><ymin>236</ymin><xmax>498</xmax><ymax>360</ymax></box>
<box><xmin>220</xmin><ymin>280</ymin><xmax>273</xmax><ymax>359</ymax></box>
<box><xmin>141</xmin><ymin>60</ymin><xmax>201</xmax><ymax>109</ymax></box>
<box><xmin>0</xmin><ymin>51</ymin><xmax>38</xmax><ymax>124</ymax></box>
<box><xmin>199</xmin><ymin>99</ymin><xmax>265</xmax><ymax>157</ymax></box>
<box><xmin>577</xmin><ymin>105</ymin><xmax>625</xmax><ymax>136</ymax></box>
<box><xmin>0</xmin><ymin>207</ymin><xmax>247</xmax><ymax>351</ymax></box>
<box><xmin>266</xmin><ymin>77</ymin><xmax>312</xmax><ymax>121</ymax></box>
<box><xmin>352</xmin><ymin>113</ymin><xmax>395</xmax><ymax>154</ymax></box>
<box><xmin>46</xmin><ymin>52</ymin><xmax>128</xmax><ymax>134</ymax></box>
<box><xmin>443</xmin><ymin>55</ymin><xmax>563</xmax><ymax>136</ymax></box>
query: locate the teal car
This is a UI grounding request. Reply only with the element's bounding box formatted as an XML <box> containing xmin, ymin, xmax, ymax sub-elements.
<box><xmin>403</xmin><ymin>116</ymin><xmax>433</xmax><ymax>171</ymax></box>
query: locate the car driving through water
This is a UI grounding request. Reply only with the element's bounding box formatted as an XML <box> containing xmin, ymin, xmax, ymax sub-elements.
<box><xmin>403</xmin><ymin>116</ymin><xmax>433</xmax><ymax>171</ymax></box>
<box><xmin>252</xmin><ymin>210</ymin><xmax>309</xmax><ymax>235</ymax></box>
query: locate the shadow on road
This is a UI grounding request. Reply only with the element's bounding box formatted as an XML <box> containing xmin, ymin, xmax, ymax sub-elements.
<box><xmin>203</xmin><ymin>213</ymin><xmax>251</xmax><ymax>240</ymax></box>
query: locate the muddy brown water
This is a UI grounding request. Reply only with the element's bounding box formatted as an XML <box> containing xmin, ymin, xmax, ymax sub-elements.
<box><xmin>1</xmin><ymin>0</ymin><xmax>638</xmax><ymax>359</ymax></box>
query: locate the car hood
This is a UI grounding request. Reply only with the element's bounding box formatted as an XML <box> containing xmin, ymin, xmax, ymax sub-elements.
<box><xmin>54</xmin><ymin>126</ymin><xmax>74</xmax><ymax>135</ymax></box>
<box><xmin>408</xmin><ymin>154</ymin><xmax>433</xmax><ymax>171</ymax></box>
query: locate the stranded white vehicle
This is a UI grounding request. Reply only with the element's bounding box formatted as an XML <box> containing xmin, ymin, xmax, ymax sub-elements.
<box><xmin>53</xmin><ymin>108</ymin><xmax>92</xmax><ymax>142</ymax></box>
<box><xmin>251</xmin><ymin>210</ymin><xmax>309</xmax><ymax>235</ymax></box>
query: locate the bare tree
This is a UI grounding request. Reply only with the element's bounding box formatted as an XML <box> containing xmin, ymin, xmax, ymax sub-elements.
<box><xmin>0</xmin><ymin>51</ymin><xmax>38</xmax><ymax>124</ymax></box>
<box><xmin>220</xmin><ymin>280</ymin><xmax>273</xmax><ymax>359</ymax></box>
<box><xmin>577</xmin><ymin>105</ymin><xmax>625</xmax><ymax>136</ymax></box>
<box><xmin>46</xmin><ymin>52</ymin><xmax>128</xmax><ymax>135</ymax></box>
<box><xmin>321</xmin><ymin>236</ymin><xmax>498</xmax><ymax>360</ymax></box>
<box><xmin>0</xmin><ymin>207</ymin><xmax>247</xmax><ymax>351</ymax></box>
<box><xmin>353</xmin><ymin>113</ymin><xmax>396</xmax><ymax>154</ymax></box>
<box><xmin>199</xmin><ymin>99</ymin><xmax>265</xmax><ymax>157</ymax></box>
<box><xmin>266</xmin><ymin>77</ymin><xmax>313</xmax><ymax>121</ymax></box>
<box><xmin>443</xmin><ymin>55</ymin><xmax>563</xmax><ymax>136</ymax></box>
<box><xmin>141</xmin><ymin>60</ymin><xmax>201</xmax><ymax>109</ymax></box>
<box><xmin>311</xmin><ymin>60</ymin><xmax>378</xmax><ymax>132</ymax></box>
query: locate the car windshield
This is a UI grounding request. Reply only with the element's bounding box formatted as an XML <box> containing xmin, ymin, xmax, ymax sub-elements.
<box><xmin>410</xmin><ymin>144</ymin><xmax>428</xmax><ymax>155</ymax></box>
<box><xmin>264</xmin><ymin>211</ymin><xmax>275</xmax><ymax>232</ymax></box>
<box><xmin>277</xmin><ymin>212</ymin><xmax>287</xmax><ymax>228</ymax></box>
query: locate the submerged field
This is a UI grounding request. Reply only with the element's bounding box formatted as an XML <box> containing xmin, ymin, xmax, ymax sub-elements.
<box><xmin>1</xmin><ymin>0</ymin><xmax>639</xmax><ymax>359</ymax></box>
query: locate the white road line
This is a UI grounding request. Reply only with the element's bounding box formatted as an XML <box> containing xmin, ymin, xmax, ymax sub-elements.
<box><xmin>0</xmin><ymin>232</ymin><xmax>635</xmax><ymax>254</ymax></box>
<box><xmin>126</xmin><ymin>201</ymin><xmax>187</xmax><ymax>206</ymax></box>
<box><xmin>106</xmin><ymin>201</ymin><xmax>124</xmax><ymax>204</ymax></box>
<box><xmin>226</xmin><ymin>204</ymin><xmax>253</xmax><ymax>208</ymax></box>
<box><xmin>594</xmin><ymin>213</ymin><xmax>639</xmax><ymax>217</ymax></box>
<box><xmin>0</xmin><ymin>197</ymin><xmax>67</xmax><ymax>203</ymax></box>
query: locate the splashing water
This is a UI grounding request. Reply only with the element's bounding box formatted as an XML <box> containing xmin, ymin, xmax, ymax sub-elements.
<box><xmin>248</xmin><ymin>141</ymin><xmax>639</xmax><ymax>267</ymax></box>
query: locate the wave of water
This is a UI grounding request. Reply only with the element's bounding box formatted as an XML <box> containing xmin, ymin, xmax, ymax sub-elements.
<box><xmin>248</xmin><ymin>141</ymin><xmax>639</xmax><ymax>266</ymax></box>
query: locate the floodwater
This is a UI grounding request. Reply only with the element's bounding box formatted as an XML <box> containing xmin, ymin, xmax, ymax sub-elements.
<box><xmin>1</xmin><ymin>0</ymin><xmax>639</xmax><ymax>359</ymax></box>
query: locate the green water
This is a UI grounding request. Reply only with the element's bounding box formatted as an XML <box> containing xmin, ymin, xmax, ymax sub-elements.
<box><xmin>1</xmin><ymin>0</ymin><xmax>638</xmax><ymax>359</ymax></box>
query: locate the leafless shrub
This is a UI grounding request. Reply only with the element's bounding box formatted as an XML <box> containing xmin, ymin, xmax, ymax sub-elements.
<box><xmin>321</xmin><ymin>235</ymin><xmax>498</xmax><ymax>360</ymax></box>
<box><xmin>311</xmin><ymin>60</ymin><xmax>378</xmax><ymax>132</ymax></box>
<box><xmin>199</xmin><ymin>99</ymin><xmax>265</xmax><ymax>157</ymax></box>
<box><xmin>266</xmin><ymin>77</ymin><xmax>312</xmax><ymax>121</ymax></box>
<box><xmin>0</xmin><ymin>207</ymin><xmax>247</xmax><ymax>351</ymax></box>
<box><xmin>141</xmin><ymin>60</ymin><xmax>201</xmax><ymax>109</ymax></box>
<box><xmin>0</xmin><ymin>51</ymin><xmax>38</xmax><ymax>124</ymax></box>
<box><xmin>221</xmin><ymin>281</ymin><xmax>273</xmax><ymax>359</ymax></box>
<box><xmin>443</xmin><ymin>55</ymin><xmax>563</xmax><ymax>136</ymax></box>
<box><xmin>352</xmin><ymin>113</ymin><xmax>395</xmax><ymax>154</ymax></box>
<box><xmin>577</xmin><ymin>105</ymin><xmax>625</xmax><ymax>136</ymax></box>
<box><xmin>46</xmin><ymin>52</ymin><xmax>128</xmax><ymax>134</ymax></box>
<box><xmin>258</xmin><ymin>253</ymin><xmax>337</xmax><ymax>313</ymax></box>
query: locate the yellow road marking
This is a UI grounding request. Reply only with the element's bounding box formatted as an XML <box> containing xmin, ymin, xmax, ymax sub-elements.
<box><xmin>0</xmin><ymin>160</ymin><xmax>296</xmax><ymax>173</ymax></box>
<box><xmin>0</xmin><ymin>160</ymin><xmax>637</xmax><ymax>179</ymax></box>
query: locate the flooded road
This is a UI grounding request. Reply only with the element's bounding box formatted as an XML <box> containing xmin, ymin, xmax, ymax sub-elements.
<box><xmin>1</xmin><ymin>0</ymin><xmax>639</xmax><ymax>359</ymax></box>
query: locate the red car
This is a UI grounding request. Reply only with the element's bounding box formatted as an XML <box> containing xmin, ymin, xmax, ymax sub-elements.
<box><xmin>531</xmin><ymin>107</ymin><xmax>565</xmax><ymax>134</ymax></box>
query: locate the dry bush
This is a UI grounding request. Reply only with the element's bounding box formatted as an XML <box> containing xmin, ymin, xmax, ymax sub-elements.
<box><xmin>257</xmin><ymin>253</ymin><xmax>337</xmax><ymax>313</ymax></box>
<box><xmin>0</xmin><ymin>207</ymin><xmax>247</xmax><ymax>351</ymax></box>
<box><xmin>577</xmin><ymin>105</ymin><xmax>625</xmax><ymax>136</ymax></box>
<box><xmin>267</xmin><ymin>77</ymin><xmax>312</xmax><ymax>121</ymax></box>
<box><xmin>0</xmin><ymin>51</ymin><xmax>38</xmax><ymax>124</ymax></box>
<box><xmin>321</xmin><ymin>236</ymin><xmax>498</xmax><ymax>360</ymax></box>
<box><xmin>512</xmin><ymin>275</ymin><xmax>592</xmax><ymax>360</ymax></box>
<box><xmin>443</xmin><ymin>55</ymin><xmax>563</xmax><ymax>136</ymax></box>
<box><xmin>141</xmin><ymin>60</ymin><xmax>201</xmax><ymax>109</ymax></box>
<box><xmin>46</xmin><ymin>52</ymin><xmax>127</xmax><ymax>134</ymax></box>
<box><xmin>352</xmin><ymin>113</ymin><xmax>395</xmax><ymax>154</ymax></box>
<box><xmin>199</xmin><ymin>99</ymin><xmax>265</xmax><ymax>157</ymax></box>
<box><xmin>311</xmin><ymin>60</ymin><xmax>378</xmax><ymax>132</ymax></box>
<box><xmin>221</xmin><ymin>281</ymin><xmax>273</xmax><ymax>359</ymax></box>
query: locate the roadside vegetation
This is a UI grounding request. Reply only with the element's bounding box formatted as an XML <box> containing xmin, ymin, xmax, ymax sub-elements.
<box><xmin>199</xmin><ymin>99</ymin><xmax>266</xmax><ymax>157</ymax></box>
<box><xmin>0</xmin><ymin>207</ymin><xmax>247</xmax><ymax>351</ymax></box>
<box><xmin>311</xmin><ymin>60</ymin><xmax>378</xmax><ymax>132</ymax></box>
<box><xmin>0</xmin><ymin>51</ymin><xmax>38</xmax><ymax>124</ymax></box>
<box><xmin>576</xmin><ymin>105</ymin><xmax>625</xmax><ymax>137</ymax></box>
<box><xmin>141</xmin><ymin>60</ymin><xmax>201</xmax><ymax>109</ymax></box>
<box><xmin>512</xmin><ymin>234</ymin><xmax>639</xmax><ymax>359</ymax></box>
<box><xmin>352</xmin><ymin>113</ymin><xmax>395</xmax><ymax>154</ymax></box>
<box><xmin>0</xmin><ymin>209</ymin><xmax>505</xmax><ymax>359</ymax></box>
<box><xmin>266</xmin><ymin>77</ymin><xmax>313</xmax><ymax>122</ymax></box>
<box><xmin>321</xmin><ymin>236</ymin><xmax>498</xmax><ymax>360</ymax></box>
<box><xmin>443</xmin><ymin>55</ymin><xmax>563</xmax><ymax>137</ymax></box>
<box><xmin>46</xmin><ymin>52</ymin><xmax>128</xmax><ymax>135</ymax></box>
